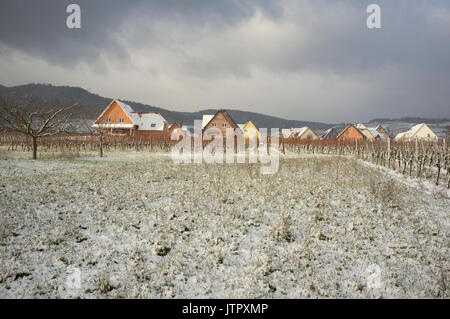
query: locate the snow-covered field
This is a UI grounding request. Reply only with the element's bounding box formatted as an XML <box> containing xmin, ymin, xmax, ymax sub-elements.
<box><xmin>0</xmin><ymin>152</ymin><xmax>448</xmax><ymax>298</ymax></box>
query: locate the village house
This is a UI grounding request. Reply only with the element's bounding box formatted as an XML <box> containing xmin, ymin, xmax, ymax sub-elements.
<box><xmin>375</xmin><ymin>125</ymin><xmax>391</xmax><ymax>140</ymax></box>
<box><xmin>356</xmin><ymin>123</ymin><xmax>390</xmax><ymax>141</ymax></box>
<box><xmin>295</xmin><ymin>127</ymin><xmax>318</xmax><ymax>140</ymax></box>
<box><xmin>281</xmin><ymin>128</ymin><xmax>295</xmax><ymax>139</ymax></box>
<box><xmin>336</xmin><ymin>124</ymin><xmax>367</xmax><ymax>143</ymax></box>
<box><xmin>92</xmin><ymin>99</ymin><xmax>169</xmax><ymax>139</ymax></box>
<box><xmin>321</xmin><ymin>127</ymin><xmax>339</xmax><ymax>140</ymax></box>
<box><xmin>168</xmin><ymin>122</ymin><xmax>184</xmax><ymax>140</ymax></box>
<box><xmin>355</xmin><ymin>123</ymin><xmax>375</xmax><ymax>140</ymax></box>
<box><xmin>282</xmin><ymin>127</ymin><xmax>318</xmax><ymax>140</ymax></box>
<box><xmin>239</xmin><ymin>120</ymin><xmax>260</xmax><ymax>141</ymax></box>
<box><xmin>395</xmin><ymin>123</ymin><xmax>438</xmax><ymax>141</ymax></box>
<box><xmin>201</xmin><ymin>110</ymin><xmax>240</xmax><ymax>134</ymax></box>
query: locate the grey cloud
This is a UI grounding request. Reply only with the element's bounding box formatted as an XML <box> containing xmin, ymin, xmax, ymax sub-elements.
<box><xmin>0</xmin><ymin>0</ymin><xmax>282</xmax><ymax>68</ymax></box>
<box><xmin>0</xmin><ymin>0</ymin><xmax>449</xmax><ymax>122</ymax></box>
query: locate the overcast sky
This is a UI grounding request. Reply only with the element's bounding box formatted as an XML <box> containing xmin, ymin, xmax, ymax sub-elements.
<box><xmin>0</xmin><ymin>0</ymin><xmax>449</xmax><ymax>122</ymax></box>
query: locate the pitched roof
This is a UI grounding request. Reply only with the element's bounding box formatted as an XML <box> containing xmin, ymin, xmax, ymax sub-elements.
<box><xmin>220</xmin><ymin>110</ymin><xmax>239</xmax><ymax>129</ymax></box>
<box><xmin>136</xmin><ymin>112</ymin><xmax>167</xmax><ymax>131</ymax></box>
<box><xmin>321</xmin><ymin>127</ymin><xmax>338</xmax><ymax>138</ymax></box>
<box><xmin>281</xmin><ymin>127</ymin><xmax>311</xmax><ymax>138</ymax></box>
<box><xmin>376</xmin><ymin>125</ymin><xmax>387</xmax><ymax>132</ymax></box>
<box><xmin>367</xmin><ymin>128</ymin><xmax>381</xmax><ymax>139</ymax></box>
<box><xmin>201</xmin><ymin>115</ymin><xmax>214</xmax><ymax>129</ymax></box>
<box><xmin>410</xmin><ymin>123</ymin><xmax>426</xmax><ymax>137</ymax></box>
<box><xmin>336</xmin><ymin>124</ymin><xmax>366</xmax><ymax>140</ymax></box>
<box><xmin>94</xmin><ymin>99</ymin><xmax>167</xmax><ymax>131</ymax></box>
<box><xmin>115</xmin><ymin>99</ymin><xmax>141</xmax><ymax>124</ymax></box>
<box><xmin>295</xmin><ymin>127</ymin><xmax>309</xmax><ymax>138</ymax></box>
<box><xmin>282</xmin><ymin>128</ymin><xmax>294</xmax><ymax>138</ymax></box>
<box><xmin>202</xmin><ymin>110</ymin><xmax>239</xmax><ymax>130</ymax></box>
<box><xmin>355</xmin><ymin>123</ymin><xmax>368</xmax><ymax>130</ymax></box>
<box><xmin>395</xmin><ymin>123</ymin><xmax>437</xmax><ymax>140</ymax></box>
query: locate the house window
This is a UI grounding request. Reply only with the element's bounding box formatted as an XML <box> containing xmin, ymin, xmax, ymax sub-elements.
<box><xmin>106</xmin><ymin>118</ymin><xmax>111</xmax><ymax>123</ymax></box>
<box><xmin>119</xmin><ymin>118</ymin><xmax>124</xmax><ymax>123</ymax></box>
<box><xmin>222</xmin><ymin>123</ymin><xmax>227</xmax><ymax>128</ymax></box>
<box><xmin>151</xmin><ymin>123</ymin><xmax>156</xmax><ymax>128</ymax></box>
<box><xmin>211</xmin><ymin>123</ymin><xmax>217</xmax><ymax>127</ymax></box>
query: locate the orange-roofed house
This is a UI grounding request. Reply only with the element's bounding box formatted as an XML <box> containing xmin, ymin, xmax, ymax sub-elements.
<box><xmin>336</xmin><ymin>124</ymin><xmax>367</xmax><ymax>144</ymax></box>
<box><xmin>92</xmin><ymin>99</ymin><xmax>169</xmax><ymax>139</ymax></box>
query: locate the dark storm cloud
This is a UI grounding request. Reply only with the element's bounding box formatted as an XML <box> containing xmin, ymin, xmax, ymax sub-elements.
<box><xmin>0</xmin><ymin>0</ymin><xmax>449</xmax><ymax>121</ymax></box>
<box><xmin>0</xmin><ymin>0</ymin><xmax>283</xmax><ymax>67</ymax></box>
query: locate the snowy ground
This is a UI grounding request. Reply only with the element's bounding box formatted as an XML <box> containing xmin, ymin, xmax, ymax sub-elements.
<box><xmin>0</xmin><ymin>151</ymin><xmax>448</xmax><ymax>298</ymax></box>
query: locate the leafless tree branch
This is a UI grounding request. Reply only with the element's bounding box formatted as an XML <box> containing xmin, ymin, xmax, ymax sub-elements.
<box><xmin>0</xmin><ymin>95</ymin><xmax>78</xmax><ymax>159</ymax></box>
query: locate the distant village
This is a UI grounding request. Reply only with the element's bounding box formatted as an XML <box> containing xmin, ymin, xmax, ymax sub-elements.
<box><xmin>92</xmin><ymin>99</ymin><xmax>440</xmax><ymax>143</ymax></box>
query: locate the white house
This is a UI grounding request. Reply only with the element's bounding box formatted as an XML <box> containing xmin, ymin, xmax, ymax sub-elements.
<box><xmin>281</xmin><ymin>127</ymin><xmax>318</xmax><ymax>140</ymax></box>
<box><xmin>201</xmin><ymin>115</ymin><xmax>214</xmax><ymax>129</ymax></box>
<box><xmin>295</xmin><ymin>127</ymin><xmax>319</xmax><ymax>140</ymax></box>
<box><xmin>92</xmin><ymin>99</ymin><xmax>168</xmax><ymax>137</ymax></box>
<box><xmin>395</xmin><ymin>123</ymin><xmax>438</xmax><ymax>141</ymax></box>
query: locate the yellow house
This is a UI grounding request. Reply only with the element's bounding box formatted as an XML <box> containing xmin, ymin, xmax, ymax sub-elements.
<box><xmin>240</xmin><ymin>120</ymin><xmax>260</xmax><ymax>141</ymax></box>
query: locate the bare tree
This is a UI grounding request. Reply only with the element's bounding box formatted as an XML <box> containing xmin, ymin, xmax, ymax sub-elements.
<box><xmin>83</xmin><ymin>118</ymin><xmax>110</xmax><ymax>157</ymax></box>
<box><xmin>0</xmin><ymin>96</ymin><xmax>77</xmax><ymax>159</ymax></box>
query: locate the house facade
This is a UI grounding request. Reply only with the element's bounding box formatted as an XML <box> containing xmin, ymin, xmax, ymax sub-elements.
<box><xmin>92</xmin><ymin>99</ymin><xmax>169</xmax><ymax>139</ymax></box>
<box><xmin>241</xmin><ymin>120</ymin><xmax>260</xmax><ymax>141</ymax></box>
<box><xmin>336</xmin><ymin>124</ymin><xmax>367</xmax><ymax>143</ymax></box>
<box><xmin>321</xmin><ymin>128</ymin><xmax>338</xmax><ymax>140</ymax></box>
<box><xmin>355</xmin><ymin>123</ymin><xmax>391</xmax><ymax>141</ymax></box>
<box><xmin>202</xmin><ymin>110</ymin><xmax>240</xmax><ymax>134</ymax></box>
<box><xmin>395</xmin><ymin>123</ymin><xmax>438</xmax><ymax>141</ymax></box>
<box><xmin>376</xmin><ymin>125</ymin><xmax>391</xmax><ymax>140</ymax></box>
<box><xmin>295</xmin><ymin>127</ymin><xmax>318</xmax><ymax>140</ymax></box>
<box><xmin>282</xmin><ymin>127</ymin><xmax>318</xmax><ymax>140</ymax></box>
<box><xmin>168</xmin><ymin>123</ymin><xmax>184</xmax><ymax>140</ymax></box>
<box><xmin>355</xmin><ymin>124</ymin><xmax>375</xmax><ymax>140</ymax></box>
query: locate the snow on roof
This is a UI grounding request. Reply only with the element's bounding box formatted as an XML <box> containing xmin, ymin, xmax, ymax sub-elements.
<box><xmin>395</xmin><ymin>131</ymin><xmax>408</xmax><ymax>139</ymax></box>
<box><xmin>409</xmin><ymin>123</ymin><xmax>426</xmax><ymax>137</ymax></box>
<box><xmin>115</xmin><ymin>99</ymin><xmax>140</xmax><ymax>124</ymax></box>
<box><xmin>136</xmin><ymin>112</ymin><xmax>167</xmax><ymax>131</ymax></box>
<box><xmin>202</xmin><ymin>115</ymin><xmax>214</xmax><ymax>129</ymax></box>
<box><xmin>295</xmin><ymin>127</ymin><xmax>309</xmax><ymax>137</ymax></box>
<box><xmin>356</xmin><ymin>123</ymin><xmax>368</xmax><ymax>130</ymax></box>
<box><xmin>112</xmin><ymin>99</ymin><xmax>167</xmax><ymax>131</ymax></box>
<box><xmin>321</xmin><ymin>127</ymin><xmax>338</xmax><ymax>139</ymax></box>
<box><xmin>367</xmin><ymin>127</ymin><xmax>383</xmax><ymax>139</ymax></box>
<box><xmin>395</xmin><ymin>123</ymin><xmax>433</xmax><ymax>140</ymax></box>
<box><xmin>281</xmin><ymin>129</ymin><xmax>294</xmax><ymax>138</ymax></box>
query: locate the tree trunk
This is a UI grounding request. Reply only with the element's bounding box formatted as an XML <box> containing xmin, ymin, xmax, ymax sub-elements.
<box><xmin>99</xmin><ymin>140</ymin><xmax>103</xmax><ymax>157</ymax></box>
<box><xmin>32</xmin><ymin>135</ymin><xmax>37</xmax><ymax>160</ymax></box>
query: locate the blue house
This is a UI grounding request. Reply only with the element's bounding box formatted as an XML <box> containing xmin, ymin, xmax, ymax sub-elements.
<box><xmin>321</xmin><ymin>127</ymin><xmax>338</xmax><ymax>140</ymax></box>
